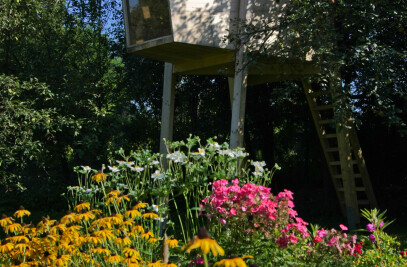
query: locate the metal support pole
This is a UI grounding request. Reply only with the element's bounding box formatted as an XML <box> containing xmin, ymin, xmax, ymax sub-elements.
<box><xmin>159</xmin><ymin>63</ymin><xmax>175</xmax><ymax>157</ymax></box>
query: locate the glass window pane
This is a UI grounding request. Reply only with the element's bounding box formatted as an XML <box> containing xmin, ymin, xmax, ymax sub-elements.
<box><xmin>126</xmin><ymin>0</ymin><xmax>172</xmax><ymax>45</ymax></box>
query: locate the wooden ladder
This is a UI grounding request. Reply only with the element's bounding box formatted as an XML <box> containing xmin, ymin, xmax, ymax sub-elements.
<box><xmin>302</xmin><ymin>79</ymin><xmax>377</xmax><ymax>227</ymax></box>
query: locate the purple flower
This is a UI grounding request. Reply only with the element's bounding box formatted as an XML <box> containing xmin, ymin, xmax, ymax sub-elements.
<box><xmin>369</xmin><ymin>234</ymin><xmax>376</xmax><ymax>243</ymax></box>
<box><xmin>379</xmin><ymin>221</ymin><xmax>384</xmax><ymax>228</ymax></box>
<box><xmin>366</xmin><ymin>223</ymin><xmax>376</xmax><ymax>232</ymax></box>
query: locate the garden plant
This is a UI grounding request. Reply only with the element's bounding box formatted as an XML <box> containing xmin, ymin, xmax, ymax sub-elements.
<box><xmin>0</xmin><ymin>136</ymin><xmax>406</xmax><ymax>266</ymax></box>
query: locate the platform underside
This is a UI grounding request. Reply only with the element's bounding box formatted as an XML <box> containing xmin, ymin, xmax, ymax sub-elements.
<box><xmin>128</xmin><ymin>40</ymin><xmax>318</xmax><ymax>85</ymax></box>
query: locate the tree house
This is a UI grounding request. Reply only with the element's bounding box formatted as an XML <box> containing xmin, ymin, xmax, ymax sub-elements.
<box><xmin>122</xmin><ymin>0</ymin><xmax>376</xmax><ymax>227</ymax></box>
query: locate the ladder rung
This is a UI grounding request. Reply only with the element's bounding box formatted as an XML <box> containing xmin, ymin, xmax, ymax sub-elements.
<box><xmin>313</xmin><ymin>104</ymin><xmax>334</xmax><ymax>111</ymax></box>
<box><xmin>329</xmin><ymin>160</ymin><xmax>359</xmax><ymax>166</ymax></box>
<box><xmin>333</xmin><ymin>174</ymin><xmax>362</xmax><ymax>179</ymax></box>
<box><xmin>322</xmin><ymin>133</ymin><xmax>337</xmax><ymax>138</ymax></box>
<box><xmin>337</xmin><ymin>187</ymin><xmax>366</xmax><ymax>192</ymax></box>
<box><xmin>326</xmin><ymin>147</ymin><xmax>339</xmax><ymax>152</ymax></box>
<box><xmin>318</xmin><ymin>119</ymin><xmax>335</xmax><ymax>125</ymax></box>
<box><xmin>308</xmin><ymin>90</ymin><xmax>331</xmax><ymax>97</ymax></box>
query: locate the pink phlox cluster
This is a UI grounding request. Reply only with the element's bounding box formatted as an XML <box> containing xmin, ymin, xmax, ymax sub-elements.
<box><xmin>203</xmin><ymin>179</ymin><xmax>309</xmax><ymax>247</ymax></box>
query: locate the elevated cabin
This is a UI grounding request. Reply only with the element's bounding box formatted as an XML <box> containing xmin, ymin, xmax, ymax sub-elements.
<box><xmin>122</xmin><ymin>0</ymin><xmax>314</xmax><ymax>81</ymax></box>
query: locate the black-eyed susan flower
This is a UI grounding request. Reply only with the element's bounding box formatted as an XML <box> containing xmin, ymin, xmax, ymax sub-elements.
<box><xmin>50</xmin><ymin>221</ymin><xmax>67</xmax><ymax>234</ymax></box>
<box><xmin>165</xmin><ymin>237</ymin><xmax>179</xmax><ymax>249</ymax></box>
<box><xmin>214</xmin><ymin>255</ymin><xmax>254</xmax><ymax>267</ymax></box>
<box><xmin>91</xmin><ymin>171</ymin><xmax>107</xmax><ymax>183</ymax></box>
<box><xmin>133</xmin><ymin>225</ymin><xmax>145</xmax><ymax>234</ymax></box>
<box><xmin>118</xmin><ymin>193</ymin><xmax>130</xmax><ymax>203</ymax></box>
<box><xmin>142</xmin><ymin>212</ymin><xmax>160</xmax><ymax>219</ymax></box>
<box><xmin>114</xmin><ymin>235</ymin><xmax>131</xmax><ymax>246</ymax></box>
<box><xmin>106</xmin><ymin>253</ymin><xmax>123</xmax><ymax>264</ymax></box>
<box><xmin>133</xmin><ymin>202</ymin><xmax>148</xmax><ymax>209</ymax></box>
<box><xmin>76</xmin><ymin>210</ymin><xmax>95</xmax><ymax>222</ymax></box>
<box><xmin>141</xmin><ymin>230</ymin><xmax>154</xmax><ymax>239</ymax></box>
<box><xmin>8</xmin><ymin>234</ymin><xmax>29</xmax><ymax>243</ymax></box>
<box><xmin>123</xmin><ymin>246</ymin><xmax>141</xmax><ymax>259</ymax></box>
<box><xmin>42</xmin><ymin>251</ymin><xmax>57</xmax><ymax>265</ymax></box>
<box><xmin>181</xmin><ymin>227</ymin><xmax>225</xmax><ymax>257</ymax></box>
<box><xmin>93</xmin><ymin>228</ymin><xmax>115</xmax><ymax>241</ymax></box>
<box><xmin>125</xmin><ymin>208</ymin><xmax>142</xmax><ymax>218</ymax></box>
<box><xmin>0</xmin><ymin>214</ymin><xmax>13</xmax><ymax>227</ymax></box>
<box><xmin>6</xmin><ymin>222</ymin><xmax>22</xmax><ymax>234</ymax></box>
<box><xmin>147</xmin><ymin>260</ymin><xmax>164</xmax><ymax>267</ymax></box>
<box><xmin>90</xmin><ymin>216</ymin><xmax>112</xmax><ymax>230</ymax></box>
<box><xmin>0</xmin><ymin>239</ymin><xmax>14</xmax><ymax>253</ymax></box>
<box><xmin>14</xmin><ymin>206</ymin><xmax>31</xmax><ymax>219</ymax></box>
<box><xmin>60</xmin><ymin>211</ymin><xmax>76</xmax><ymax>225</ymax></box>
<box><xmin>91</xmin><ymin>246</ymin><xmax>110</xmax><ymax>256</ymax></box>
<box><xmin>164</xmin><ymin>262</ymin><xmax>178</xmax><ymax>267</ymax></box>
<box><xmin>148</xmin><ymin>237</ymin><xmax>158</xmax><ymax>244</ymax></box>
<box><xmin>74</xmin><ymin>202</ymin><xmax>90</xmax><ymax>213</ymax></box>
<box><xmin>14</xmin><ymin>239</ymin><xmax>29</xmax><ymax>253</ymax></box>
<box><xmin>108</xmin><ymin>213</ymin><xmax>123</xmax><ymax>225</ymax></box>
<box><xmin>54</xmin><ymin>254</ymin><xmax>71</xmax><ymax>266</ymax></box>
<box><xmin>85</xmin><ymin>234</ymin><xmax>102</xmax><ymax>246</ymax></box>
<box><xmin>123</xmin><ymin>255</ymin><xmax>140</xmax><ymax>266</ymax></box>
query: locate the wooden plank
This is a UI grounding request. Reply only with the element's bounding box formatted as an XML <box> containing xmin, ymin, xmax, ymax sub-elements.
<box><xmin>174</xmin><ymin>52</ymin><xmax>234</xmax><ymax>73</ymax></box>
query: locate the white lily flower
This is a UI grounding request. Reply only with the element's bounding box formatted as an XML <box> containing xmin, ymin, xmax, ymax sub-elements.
<box><xmin>81</xmin><ymin>166</ymin><xmax>91</xmax><ymax>171</ymax></box>
<box><xmin>209</xmin><ymin>142</ymin><xmax>221</xmax><ymax>149</ymax></box>
<box><xmin>253</xmin><ymin>170</ymin><xmax>263</xmax><ymax>177</ymax></box>
<box><xmin>151</xmin><ymin>170</ymin><xmax>164</xmax><ymax>181</ymax></box>
<box><xmin>130</xmin><ymin>166</ymin><xmax>144</xmax><ymax>172</ymax></box>
<box><xmin>218</xmin><ymin>149</ymin><xmax>235</xmax><ymax>157</ymax></box>
<box><xmin>108</xmin><ymin>165</ymin><xmax>120</xmax><ymax>173</ymax></box>
<box><xmin>151</xmin><ymin>160</ymin><xmax>160</xmax><ymax>165</ymax></box>
<box><xmin>234</xmin><ymin>150</ymin><xmax>247</xmax><ymax>158</ymax></box>
<box><xmin>116</xmin><ymin>160</ymin><xmax>127</xmax><ymax>165</ymax></box>
<box><xmin>125</xmin><ymin>161</ymin><xmax>135</xmax><ymax>167</ymax></box>
<box><xmin>252</xmin><ymin>161</ymin><xmax>266</xmax><ymax>168</ymax></box>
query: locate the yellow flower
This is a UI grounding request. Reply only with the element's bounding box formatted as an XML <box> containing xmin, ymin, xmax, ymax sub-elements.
<box><xmin>41</xmin><ymin>251</ymin><xmax>57</xmax><ymax>266</ymax></box>
<box><xmin>7</xmin><ymin>234</ymin><xmax>29</xmax><ymax>243</ymax></box>
<box><xmin>85</xmin><ymin>234</ymin><xmax>103</xmax><ymax>246</ymax></box>
<box><xmin>133</xmin><ymin>202</ymin><xmax>148</xmax><ymax>209</ymax></box>
<box><xmin>181</xmin><ymin>227</ymin><xmax>224</xmax><ymax>257</ymax></box>
<box><xmin>74</xmin><ymin>202</ymin><xmax>90</xmax><ymax>213</ymax></box>
<box><xmin>133</xmin><ymin>225</ymin><xmax>145</xmax><ymax>234</ymax></box>
<box><xmin>14</xmin><ymin>239</ymin><xmax>29</xmax><ymax>253</ymax></box>
<box><xmin>123</xmin><ymin>255</ymin><xmax>140</xmax><ymax>266</ymax></box>
<box><xmin>125</xmin><ymin>208</ymin><xmax>142</xmax><ymax>218</ymax></box>
<box><xmin>165</xmin><ymin>237</ymin><xmax>179</xmax><ymax>249</ymax></box>
<box><xmin>142</xmin><ymin>212</ymin><xmax>160</xmax><ymax>219</ymax></box>
<box><xmin>106</xmin><ymin>253</ymin><xmax>123</xmax><ymax>263</ymax></box>
<box><xmin>6</xmin><ymin>222</ymin><xmax>22</xmax><ymax>234</ymax></box>
<box><xmin>76</xmin><ymin>210</ymin><xmax>95</xmax><ymax>222</ymax></box>
<box><xmin>54</xmin><ymin>254</ymin><xmax>71</xmax><ymax>266</ymax></box>
<box><xmin>91</xmin><ymin>171</ymin><xmax>107</xmax><ymax>183</ymax></box>
<box><xmin>214</xmin><ymin>255</ymin><xmax>254</xmax><ymax>267</ymax></box>
<box><xmin>114</xmin><ymin>235</ymin><xmax>131</xmax><ymax>246</ymax></box>
<box><xmin>147</xmin><ymin>260</ymin><xmax>164</xmax><ymax>267</ymax></box>
<box><xmin>148</xmin><ymin>237</ymin><xmax>159</xmax><ymax>244</ymax></box>
<box><xmin>141</xmin><ymin>230</ymin><xmax>154</xmax><ymax>239</ymax></box>
<box><xmin>0</xmin><ymin>239</ymin><xmax>14</xmax><ymax>253</ymax></box>
<box><xmin>60</xmin><ymin>211</ymin><xmax>76</xmax><ymax>225</ymax></box>
<box><xmin>118</xmin><ymin>194</ymin><xmax>130</xmax><ymax>203</ymax></box>
<box><xmin>13</xmin><ymin>206</ymin><xmax>31</xmax><ymax>219</ymax></box>
<box><xmin>91</xmin><ymin>246</ymin><xmax>110</xmax><ymax>255</ymax></box>
<box><xmin>0</xmin><ymin>214</ymin><xmax>13</xmax><ymax>227</ymax></box>
<box><xmin>93</xmin><ymin>228</ymin><xmax>115</xmax><ymax>241</ymax></box>
<box><xmin>164</xmin><ymin>263</ymin><xmax>178</xmax><ymax>267</ymax></box>
<box><xmin>123</xmin><ymin>246</ymin><xmax>141</xmax><ymax>259</ymax></box>
<box><xmin>108</xmin><ymin>213</ymin><xmax>123</xmax><ymax>225</ymax></box>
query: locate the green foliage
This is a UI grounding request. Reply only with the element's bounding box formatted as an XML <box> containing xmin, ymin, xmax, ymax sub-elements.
<box><xmin>0</xmin><ymin>75</ymin><xmax>68</xmax><ymax>191</ymax></box>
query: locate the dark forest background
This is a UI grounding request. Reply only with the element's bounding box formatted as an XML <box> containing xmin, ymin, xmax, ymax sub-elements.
<box><xmin>0</xmin><ymin>0</ymin><xmax>406</xmax><ymax>229</ymax></box>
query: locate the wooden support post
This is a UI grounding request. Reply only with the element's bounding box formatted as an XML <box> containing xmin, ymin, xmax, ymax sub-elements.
<box><xmin>228</xmin><ymin>77</ymin><xmax>234</xmax><ymax>108</ymax></box>
<box><xmin>230</xmin><ymin>47</ymin><xmax>248</xmax><ymax>149</ymax></box>
<box><xmin>159</xmin><ymin>63</ymin><xmax>175</xmax><ymax>157</ymax></box>
<box><xmin>159</xmin><ymin>63</ymin><xmax>175</xmax><ymax>263</ymax></box>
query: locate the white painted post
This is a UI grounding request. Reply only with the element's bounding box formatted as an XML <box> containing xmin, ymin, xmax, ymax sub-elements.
<box><xmin>230</xmin><ymin>0</ymin><xmax>248</xmax><ymax>149</ymax></box>
<box><xmin>159</xmin><ymin>63</ymin><xmax>175</xmax><ymax>156</ymax></box>
<box><xmin>230</xmin><ymin>47</ymin><xmax>248</xmax><ymax>149</ymax></box>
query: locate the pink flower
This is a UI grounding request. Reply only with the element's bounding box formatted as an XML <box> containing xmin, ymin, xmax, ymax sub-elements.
<box><xmin>229</xmin><ymin>208</ymin><xmax>237</xmax><ymax>216</ymax></box>
<box><xmin>366</xmin><ymin>223</ymin><xmax>375</xmax><ymax>232</ymax></box>
<box><xmin>276</xmin><ymin>235</ymin><xmax>289</xmax><ymax>248</ymax></box>
<box><xmin>327</xmin><ymin>237</ymin><xmax>338</xmax><ymax>246</ymax></box>
<box><xmin>317</xmin><ymin>228</ymin><xmax>327</xmax><ymax>238</ymax></box>
<box><xmin>313</xmin><ymin>236</ymin><xmax>322</xmax><ymax>243</ymax></box>
<box><xmin>379</xmin><ymin>221</ymin><xmax>384</xmax><ymax>228</ymax></box>
<box><xmin>289</xmin><ymin>235</ymin><xmax>298</xmax><ymax>243</ymax></box>
<box><xmin>219</xmin><ymin>218</ymin><xmax>227</xmax><ymax>225</ymax></box>
<box><xmin>339</xmin><ymin>224</ymin><xmax>348</xmax><ymax>231</ymax></box>
<box><xmin>231</xmin><ymin>178</ymin><xmax>239</xmax><ymax>185</ymax></box>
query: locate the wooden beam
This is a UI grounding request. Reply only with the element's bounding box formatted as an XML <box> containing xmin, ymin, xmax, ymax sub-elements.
<box><xmin>159</xmin><ymin>63</ymin><xmax>176</xmax><ymax>157</ymax></box>
<box><xmin>173</xmin><ymin>52</ymin><xmax>234</xmax><ymax>74</ymax></box>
